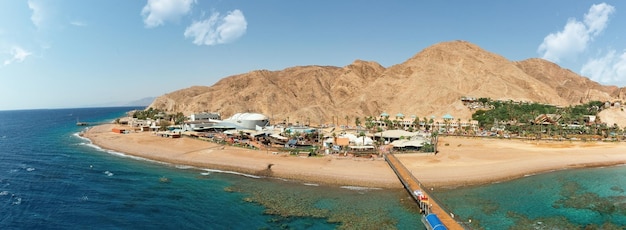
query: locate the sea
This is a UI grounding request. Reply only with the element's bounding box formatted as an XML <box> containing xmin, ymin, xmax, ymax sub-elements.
<box><xmin>1</xmin><ymin>107</ymin><xmax>625</xmax><ymax>230</ymax></box>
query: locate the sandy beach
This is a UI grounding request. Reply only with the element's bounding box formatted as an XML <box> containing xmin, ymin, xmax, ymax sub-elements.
<box><xmin>398</xmin><ymin>136</ymin><xmax>626</xmax><ymax>188</ymax></box>
<box><xmin>83</xmin><ymin>124</ymin><xmax>626</xmax><ymax>189</ymax></box>
<box><xmin>83</xmin><ymin>124</ymin><xmax>401</xmax><ymax>188</ymax></box>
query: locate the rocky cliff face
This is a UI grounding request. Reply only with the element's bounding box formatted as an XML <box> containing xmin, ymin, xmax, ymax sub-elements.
<box><xmin>148</xmin><ymin>40</ymin><xmax>623</xmax><ymax>124</ymax></box>
<box><xmin>514</xmin><ymin>58</ymin><xmax>618</xmax><ymax>104</ymax></box>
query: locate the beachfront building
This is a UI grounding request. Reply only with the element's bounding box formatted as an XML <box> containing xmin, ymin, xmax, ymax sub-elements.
<box><xmin>371</xmin><ymin>129</ymin><xmax>430</xmax><ymax>151</ymax></box>
<box><xmin>189</xmin><ymin>112</ymin><xmax>221</xmax><ymax>121</ymax></box>
<box><xmin>181</xmin><ymin>112</ymin><xmax>271</xmax><ymax>132</ymax></box>
<box><xmin>181</xmin><ymin>112</ymin><xmax>221</xmax><ymax>132</ymax></box>
<box><xmin>373</xmin><ymin>129</ymin><xmax>421</xmax><ymax>143</ymax></box>
<box><xmin>128</xmin><ymin>118</ymin><xmax>150</xmax><ymax>127</ymax></box>
<box><xmin>372</xmin><ymin>112</ymin><xmax>479</xmax><ymax>134</ymax></box>
<box><xmin>390</xmin><ymin>137</ymin><xmax>429</xmax><ymax>151</ymax></box>
<box><xmin>182</xmin><ymin>120</ymin><xmax>219</xmax><ymax>132</ymax></box>
<box><xmin>216</xmin><ymin>113</ymin><xmax>270</xmax><ymax>130</ymax></box>
<box><xmin>285</xmin><ymin>126</ymin><xmax>317</xmax><ymax>134</ymax></box>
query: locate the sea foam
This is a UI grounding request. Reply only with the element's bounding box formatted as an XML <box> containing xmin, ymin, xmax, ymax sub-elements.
<box><xmin>201</xmin><ymin>168</ymin><xmax>261</xmax><ymax>179</ymax></box>
<box><xmin>12</xmin><ymin>197</ymin><xmax>21</xmax><ymax>205</ymax></box>
<box><xmin>340</xmin><ymin>186</ymin><xmax>382</xmax><ymax>191</ymax></box>
<box><xmin>78</xmin><ymin>132</ymin><xmax>263</xmax><ymax>180</ymax></box>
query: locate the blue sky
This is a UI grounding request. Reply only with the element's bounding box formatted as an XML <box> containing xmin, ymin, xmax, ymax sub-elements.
<box><xmin>1</xmin><ymin>1</ymin><xmax>625</xmax><ymax>110</ymax></box>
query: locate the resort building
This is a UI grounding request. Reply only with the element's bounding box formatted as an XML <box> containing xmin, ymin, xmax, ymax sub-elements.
<box><xmin>217</xmin><ymin>113</ymin><xmax>270</xmax><ymax>130</ymax></box>
<box><xmin>182</xmin><ymin>112</ymin><xmax>271</xmax><ymax>132</ymax></box>
<box><xmin>373</xmin><ymin>112</ymin><xmax>479</xmax><ymax>134</ymax></box>
<box><xmin>183</xmin><ymin>120</ymin><xmax>219</xmax><ymax>132</ymax></box>
<box><xmin>189</xmin><ymin>112</ymin><xmax>221</xmax><ymax>121</ymax></box>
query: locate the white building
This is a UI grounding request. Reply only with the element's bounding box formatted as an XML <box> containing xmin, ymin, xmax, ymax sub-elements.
<box><xmin>190</xmin><ymin>112</ymin><xmax>221</xmax><ymax>121</ymax></box>
<box><xmin>218</xmin><ymin>113</ymin><xmax>270</xmax><ymax>130</ymax></box>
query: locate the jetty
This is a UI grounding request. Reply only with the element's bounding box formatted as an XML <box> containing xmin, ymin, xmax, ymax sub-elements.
<box><xmin>384</xmin><ymin>153</ymin><xmax>465</xmax><ymax>230</ymax></box>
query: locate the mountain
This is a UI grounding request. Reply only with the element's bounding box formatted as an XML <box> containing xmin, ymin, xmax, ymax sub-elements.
<box><xmin>125</xmin><ymin>97</ymin><xmax>156</xmax><ymax>107</ymax></box>
<box><xmin>148</xmin><ymin>40</ymin><xmax>623</xmax><ymax>124</ymax></box>
<box><xmin>82</xmin><ymin>96</ymin><xmax>155</xmax><ymax>108</ymax></box>
<box><xmin>514</xmin><ymin>58</ymin><xmax>617</xmax><ymax>104</ymax></box>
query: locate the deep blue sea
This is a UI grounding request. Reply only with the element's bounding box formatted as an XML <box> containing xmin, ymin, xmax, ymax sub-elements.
<box><xmin>0</xmin><ymin>107</ymin><xmax>423</xmax><ymax>230</ymax></box>
<box><xmin>2</xmin><ymin>107</ymin><xmax>626</xmax><ymax>229</ymax></box>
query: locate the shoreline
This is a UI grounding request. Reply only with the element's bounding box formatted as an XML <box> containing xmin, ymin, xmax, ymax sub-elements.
<box><xmin>82</xmin><ymin>124</ymin><xmax>626</xmax><ymax>189</ymax></box>
<box><xmin>397</xmin><ymin>136</ymin><xmax>626</xmax><ymax>188</ymax></box>
<box><xmin>82</xmin><ymin>124</ymin><xmax>402</xmax><ymax>189</ymax></box>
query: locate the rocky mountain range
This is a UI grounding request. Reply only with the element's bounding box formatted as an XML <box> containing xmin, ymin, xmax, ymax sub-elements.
<box><xmin>148</xmin><ymin>40</ymin><xmax>625</xmax><ymax>124</ymax></box>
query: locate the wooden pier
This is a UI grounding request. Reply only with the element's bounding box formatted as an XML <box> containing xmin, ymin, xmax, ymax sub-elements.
<box><xmin>384</xmin><ymin>153</ymin><xmax>464</xmax><ymax>230</ymax></box>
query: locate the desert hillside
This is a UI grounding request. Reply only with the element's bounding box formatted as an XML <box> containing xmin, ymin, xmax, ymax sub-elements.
<box><xmin>148</xmin><ymin>40</ymin><xmax>624</xmax><ymax>125</ymax></box>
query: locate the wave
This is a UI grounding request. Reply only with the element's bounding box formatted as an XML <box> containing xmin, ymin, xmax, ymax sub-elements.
<box><xmin>12</xmin><ymin>197</ymin><xmax>21</xmax><ymax>205</ymax></box>
<box><xmin>175</xmin><ymin>165</ymin><xmax>194</xmax><ymax>170</ymax></box>
<box><xmin>340</xmin><ymin>186</ymin><xmax>382</xmax><ymax>191</ymax></box>
<box><xmin>78</xmin><ymin>137</ymin><xmax>263</xmax><ymax>180</ymax></box>
<box><xmin>200</xmin><ymin>168</ymin><xmax>261</xmax><ymax>179</ymax></box>
<box><xmin>303</xmin><ymin>183</ymin><xmax>319</xmax><ymax>186</ymax></box>
<box><xmin>82</xmin><ymin>142</ymin><xmax>167</xmax><ymax>166</ymax></box>
<box><xmin>73</xmin><ymin>131</ymin><xmax>91</xmax><ymax>142</ymax></box>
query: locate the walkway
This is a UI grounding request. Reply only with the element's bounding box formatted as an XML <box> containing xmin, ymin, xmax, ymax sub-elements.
<box><xmin>384</xmin><ymin>153</ymin><xmax>464</xmax><ymax>230</ymax></box>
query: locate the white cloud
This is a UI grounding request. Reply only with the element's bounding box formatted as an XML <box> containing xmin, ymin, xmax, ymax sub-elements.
<box><xmin>537</xmin><ymin>19</ymin><xmax>589</xmax><ymax>63</ymax></box>
<box><xmin>141</xmin><ymin>0</ymin><xmax>195</xmax><ymax>28</ymax></box>
<box><xmin>581</xmin><ymin>50</ymin><xmax>626</xmax><ymax>84</ymax></box>
<box><xmin>3</xmin><ymin>46</ymin><xmax>32</xmax><ymax>66</ymax></box>
<box><xmin>584</xmin><ymin>3</ymin><xmax>615</xmax><ymax>36</ymax></box>
<box><xmin>538</xmin><ymin>3</ymin><xmax>615</xmax><ymax>63</ymax></box>
<box><xmin>28</xmin><ymin>0</ymin><xmax>44</xmax><ymax>28</ymax></box>
<box><xmin>184</xmin><ymin>9</ymin><xmax>247</xmax><ymax>46</ymax></box>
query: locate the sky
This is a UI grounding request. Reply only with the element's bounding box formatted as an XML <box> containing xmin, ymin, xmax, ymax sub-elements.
<box><xmin>1</xmin><ymin>1</ymin><xmax>625</xmax><ymax>110</ymax></box>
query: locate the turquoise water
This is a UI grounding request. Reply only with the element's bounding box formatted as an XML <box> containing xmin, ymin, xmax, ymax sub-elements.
<box><xmin>3</xmin><ymin>107</ymin><xmax>625</xmax><ymax>229</ymax></box>
<box><xmin>0</xmin><ymin>107</ymin><xmax>423</xmax><ymax>229</ymax></box>
<box><xmin>436</xmin><ymin>166</ymin><xmax>626</xmax><ymax>229</ymax></box>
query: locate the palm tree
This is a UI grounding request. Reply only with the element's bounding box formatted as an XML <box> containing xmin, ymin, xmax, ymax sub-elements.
<box><xmin>428</xmin><ymin>118</ymin><xmax>434</xmax><ymax>132</ymax></box>
<box><xmin>355</xmin><ymin>117</ymin><xmax>361</xmax><ymax>130</ymax></box>
<box><xmin>284</xmin><ymin>129</ymin><xmax>292</xmax><ymax>138</ymax></box>
<box><xmin>358</xmin><ymin>131</ymin><xmax>366</xmax><ymax>146</ymax></box>
<box><xmin>365</xmin><ymin>116</ymin><xmax>374</xmax><ymax>133</ymax></box>
<box><xmin>431</xmin><ymin>131</ymin><xmax>439</xmax><ymax>153</ymax></box>
<box><xmin>384</xmin><ymin>118</ymin><xmax>393</xmax><ymax>130</ymax></box>
<box><xmin>345</xmin><ymin>115</ymin><xmax>350</xmax><ymax>129</ymax></box>
<box><xmin>393</xmin><ymin>116</ymin><xmax>399</xmax><ymax>129</ymax></box>
<box><xmin>412</xmin><ymin>117</ymin><xmax>419</xmax><ymax>131</ymax></box>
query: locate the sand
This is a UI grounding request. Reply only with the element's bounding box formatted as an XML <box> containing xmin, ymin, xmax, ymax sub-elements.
<box><xmin>83</xmin><ymin>124</ymin><xmax>401</xmax><ymax>188</ymax></box>
<box><xmin>397</xmin><ymin>136</ymin><xmax>626</xmax><ymax>188</ymax></box>
<box><xmin>83</xmin><ymin>124</ymin><xmax>626</xmax><ymax>189</ymax></box>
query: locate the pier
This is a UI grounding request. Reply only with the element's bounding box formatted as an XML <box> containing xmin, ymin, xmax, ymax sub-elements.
<box><xmin>384</xmin><ymin>153</ymin><xmax>464</xmax><ymax>230</ymax></box>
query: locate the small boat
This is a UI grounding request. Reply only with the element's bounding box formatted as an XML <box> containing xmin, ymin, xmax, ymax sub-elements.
<box><xmin>76</xmin><ymin>118</ymin><xmax>88</xmax><ymax>126</ymax></box>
